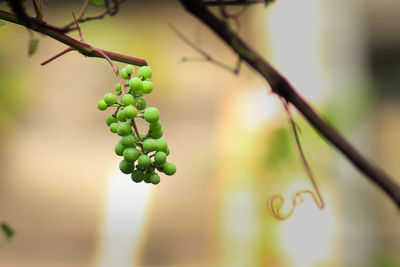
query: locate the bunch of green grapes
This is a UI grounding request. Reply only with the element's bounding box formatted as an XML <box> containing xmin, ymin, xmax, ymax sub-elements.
<box><xmin>97</xmin><ymin>65</ymin><xmax>176</xmax><ymax>184</ymax></box>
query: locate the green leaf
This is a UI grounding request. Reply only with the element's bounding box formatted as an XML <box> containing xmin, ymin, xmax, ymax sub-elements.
<box><xmin>1</xmin><ymin>222</ymin><xmax>15</xmax><ymax>239</ymax></box>
<box><xmin>28</xmin><ymin>39</ymin><xmax>39</xmax><ymax>56</ymax></box>
<box><xmin>0</xmin><ymin>20</ymin><xmax>5</xmax><ymax>27</ymax></box>
<box><xmin>90</xmin><ymin>0</ymin><xmax>105</xmax><ymax>7</ymax></box>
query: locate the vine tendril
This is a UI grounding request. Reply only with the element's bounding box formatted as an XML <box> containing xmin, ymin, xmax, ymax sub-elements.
<box><xmin>268</xmin><ymin>98</ymin><xmax>325</xmax><ymax>220</ymax></box>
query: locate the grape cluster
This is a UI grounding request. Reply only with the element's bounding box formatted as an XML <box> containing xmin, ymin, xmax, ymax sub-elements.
<box><xmin>97</xmin><ymin>65</ymin><xmax>176</xmax><ymax>184</ymax></box>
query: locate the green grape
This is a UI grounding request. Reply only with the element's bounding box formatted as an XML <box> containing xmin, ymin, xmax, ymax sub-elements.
<box><xmin>115</xmin><ymin>142</ymin><xmax>125</xmax><ymax>156</ymax></box>
<box><xmin>165</xmin><ymin>147</ymin><xmax>170</xmax><ymax>156</ymax></box>
<box><xmin>125</xmin><ymin>64</ymin><xmax>134</xmax><ymax>75</ymax></box>
<box><xmin>134</xmin><ymin>97</ymin><xmax>146</xmax><ymax>110</ymax></box>
<box><xmin>115</xmin><ymin>83</ymin><xmax>122</xmax><ymax>95</ymax></box>
<box><xmin>138</xmin><ymin>66</ymin><xmax>152</xmax><ymax>80</ymax></box>
<box><xmin>131</xmin><ymin>170</ymin><xmax>144</xmax><ymax>183</ymax></box>
<box><xmin>143</xmin><ymin>172</ymin><xmax>152</xmax><ymax>183</ymax></box>
<box><xmin>154</xmin><ymin>151</ymin><xmax>167</xmax><ymax>164</ymax></box>
<box><xmin>121</xmin><ymin>94</ymin><xmax>135</xmax><ymax>106</ymax></box>
<box><xmin>140</xmin><ymin>133</ymin><xmax>147</xmax><ymax>139</ymax></box>
<box><xmin>104</xmin><ymin>93</ymin><xmax>117</xmax><ymax>106</ymax></box>
<box><xmin>106</xmin><ymin>114</ymin><xmax>118</xmax><ymax>126</ymax></box>
<box><xmin>142</xmin><ymin>139</ymin><xmax>156</xmax><ymax>152</ymax></box>
<box><xmin>149</xmin><ymin>121</ymin><xmax>162</xmax><ymax>132</ymax></box>
<box><xmin>155</xmin><ymin>138</ymin><xmax>168</xmax><ymax>152</ymax></box>
<box><xmin>117</xmin><ymin>122</ymin><xmax>131</xmax><ymax>136</ymax></box>
<box><xmin>138</xmin><ymin>155</ymin><xmax>151</xmax><ymax>168</ymax></box>
<box><xmin>141</xmin><ymin>80</ymin><xmax>153</xmax><ymax>94</ymax></box>
<box><xmin>123</xmin><ymin>105</ymin><xmax>137</xmax><ymax>119</ymax></box>
<box><xmin>120</xmin><ymin>68</ymin><xmax>128</xmax><ymax>79</ymax></box>
<box><xmin>119</xmin><ymin>159</ymin><xmax>134</xmax><ymax>174</ymax></box>
<box><xmin>117</xmin><ymin>111</ymin><xmax>126</xmax><ymax>122</ymax></box>
<box><xmin>149</xmin><ymin>173</ymin><xmax>160</xmax><ymax>184</ymax></box>
<box><xmin>120</xmin><ymin>134</ymin><xmax>136</xmax><ymax>147</ymax></box>
<box><xmin>97</xmin><ymin>100</ymin><xmax>108</xmax><ymax>111</ymax></box>
<box><xmin>150</xmin><ymin>129</ymin><xmax>163</xmax><ymax>139</ymax></box>
<box><xmin>129</xmin><ymin>77</ymin><xmax>143</xmax><ymax>91</ymax></box>
<box><xmin>123</xmin><ymin>148</ymin><xmax>140</xmax><ymax>162</ymax></box>
<box><xmin>109</xmin><ymin>122</ymin><xmax>119</xmax><ymax>133</ymax></box>
<box><xmin>162</xmin><ymin>162</ymin><xmax>176</xmax><ymax>175</ymax></box>
<box><xmin>144</xmin><ymin>107</ymin><xmax>160</xmax><ymax>123</ymax></box>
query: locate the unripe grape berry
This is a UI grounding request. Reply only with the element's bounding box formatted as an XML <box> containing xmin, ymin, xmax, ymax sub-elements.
<box><xmin>119</xmin><ymin>159</ymin><xmax>134</xmax><ymax>174</ymax></box>
<box><xmin>115</xmin><ymin>83</ymin><xmax>122</xmax><ymax>95</ymax></box>
<box><xmin>125</xmin><ymin>64</ymin><xmax>134</xmax><ymax>75</ymax></box>
<box><xmin>120</xmin><ymin>68</ymin><xmax>128</xmax><ymax>79</ymax></box>
<box><xmin>140</xmin><ymin>133</ymin><xmax>147</xmax><ymax>139</ymax></box>
<box><xmin>117</xmin><ymin>122</ymin><xmax>131</xmax><ymax>136</ymax></box>
<box><xmin>120</xmin><ymin>134</ymin><xmax>136</xmax><ymax>147</ymax></box>
<box><xmin>165</xmin><ymin>147</ymin><xmax>170</xmax><ymax>156</ymax></box>
<box><xmin>141</xmin><ymin>80</ymin><xmax>153</xmax><ymax>94</ymax></box>
<box><xmin>129</xmin><ymin>77</ymin><xmax>143</xmax><ymax>91</ymax></box>
<box><xmin>109</xmin><ymin>122</ymin><xmax>119</xmax><ymax>133</ymax></box>
<box><xmin>154</xmin><ymin>151</ymin><xmax>167</xmax><ymax>164</ymax></box>
<box><xmin>144</xmin><ymin>107</ymin><xmax>160</xmax><ymax>123</ymax></box>
<box><xmin>149</xmin><ymin>173</ymin><xmax>160</xmax><ymax>184</ymax></box>
<box><xmin>106</xmin><ymin>114</ymin><xmax>118</xmax><ymax>126</ymax></box>
<box><xmin>97</xmin><ymin>100</ymin><xmax>108</xmax><ymax>111</ymax></box>
<box><xmin>131</xmin><ymin>170</ymin><xmax>143</xmax><ymax>183</ymax></box>
<box><xmin>150</xmin><ymin>129</ymin><xmax>163</xmax><ymax>139</ymax></box>
<box><xmin>149</xmin><ymin>121</ymin><xmax>162</xmax><ymax>132</ymax></box>
<box><xmin>142</xmin><ymin>139</ymin><xmax>156</xmax><ymax>152</ymax></box>
<box><xmin>104</xmin><ymin>93</ymin><xmax>117</xmax><ymax>106</ymax></box>
<box><xmin>121</xmin><ymin>94</ymin><xmax>135</xmax><ymax>106</ymax></box>
<box><xmin>143</xmin><ymin>172</ymin><xmax>152</xmax><ymax>183</ymax></box>
<box><xmin>123</xmin><ymin>106</ymin><xmax>137</xmax><ymax>119</ymax></box>
<box><xmin>123</xmin><ymin>148</ymin><xmax>140</xmax><ymax>162</ymax></box>
<box><xmin>138</xmin><ymin>66</ymin><xmax>152</xmax><ymax>80</ymax></box>
<box><xmin>155</xmin><ymin>138</ymin><xmax>168</xmax><ymax>152</ymax></box>
<box><xmin>162</xmin><ymin>162</ymin><xmax>176</xmax><ymax>175</ymax></box>
<box><xmin>138</xmin><ymin>155</ymin><xmax>151</xmax><ymax>168</ymax></box>
<box><xmin>117</xmin><ymin>111</ymin><xmax>126</xmax><ymax>122</ymax></box>
<box><xmin>115</xmin><ymin>142</ymin><xmax>125</xmax><ymax>156</ymax></box>
<box><xmin>134</xmin><ymin>97</ymin><xmax>146</xmax><ymax>110</ymax></box>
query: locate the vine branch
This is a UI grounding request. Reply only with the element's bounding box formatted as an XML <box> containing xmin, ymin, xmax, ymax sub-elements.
<box><xmin>0</xmin><ymin>9</ymin><xmax>147</xmax><ymax>66</ymax></box>
<box><xmin>179</xmin><ymin>0</ymin><xmax>400</xmax><ymax>209</ymax></box>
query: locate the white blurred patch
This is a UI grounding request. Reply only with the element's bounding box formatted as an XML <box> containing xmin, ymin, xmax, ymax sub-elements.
<box><xmin>96</xmin><ymin>167</ymin><xmax>153</xmax><ymax>267</ymax></box>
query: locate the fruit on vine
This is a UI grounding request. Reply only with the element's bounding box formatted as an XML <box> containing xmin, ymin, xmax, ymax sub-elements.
<box><xmin>123</xmin><ymin>105</ymin><xmax>137</xmax><ymax>119</ymax></box>
<box><xmin>141</xmin><ymin>80</ymin><xmax>153</xmax><ymax>94</ymax></box>
<box><xmin>162</xmin><ymin>162</ymin><xmax>176</xmax><ymax>176</ymax></box>
<box><xmin>98</xmin><ymin>64</ymin><xmax>176</xmax><ymax>183</ymax></box>
<box><xmin>144</xmin><ymin>107</ymin><xmax>160</xmax><ymax>123</ymax></box>
<box><xmin>138</xmin><ymin>66</ymin><xmax>152</xmax><ymax>80</ymax></box>
<box><xmin>138</xmin><ymin>154</ymin><xmax>151</xmax><ymax>168</ymax></box>
<box><xmin>121</xmin><ymin>94</ymin><xmax>135</xmax><ymax>106</ymax></box>
<box><xmin>97</xmin><ymin>100</ymin><xmax>108</xmax><ymax>111</ymax></box>
<box><xmin>129</xmin><ymin>77</ymin><xmax>142</xmax><ymax>92</ymax></box>
<box><xmin>104</xmin><ymin>93</ymin><xmax>117</xmax><ymax>106</ymax></box>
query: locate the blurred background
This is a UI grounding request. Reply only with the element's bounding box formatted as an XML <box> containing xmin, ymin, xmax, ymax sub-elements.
<box><xmin>0</xmin><ymin>0</ymin><xmax>399</xmax><ymax>266</ymax></box>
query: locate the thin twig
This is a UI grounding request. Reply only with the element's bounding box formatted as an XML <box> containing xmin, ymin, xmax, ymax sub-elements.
<box><xmin>63</xmin><ymin>0</ymin><xmax>126</xmax><ymax>31</ymax></box>
<box><xmin>170</xmin><ymin>23</ymin><xmax>241</xmax><ymax>75</ymax></box>
<box><xmin>40</xmin><ymin>47</ymin><xmax>74</xmax><ymax>65</ymax></box>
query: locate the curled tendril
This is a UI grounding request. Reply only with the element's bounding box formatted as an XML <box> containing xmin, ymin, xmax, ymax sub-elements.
<box><xmin>268</xmin><ymin>98</ymin><xmax>325</xmax><ymax>220</ymax></box>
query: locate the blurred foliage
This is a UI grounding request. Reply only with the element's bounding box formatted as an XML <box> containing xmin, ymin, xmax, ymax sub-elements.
<box><xmin>1</xmin><ymin>222</ymin><xmax>14</xmax><ymax>239</ymax></box>
<box><xmin>265</xmin><ymin>126</ymin><xmax>294</xmax><ymax>169</ymax></box>
<box><xmin>369</xmin><ymin>251</ymin><xmax>400</xmax><ymax>267</ymax></box>
<box><xmin>90</xmin><ymin>0</ymin><xmax>105</xmax><ymax>7</ymax></box>
<box><xmin>28</xmin><ymin>38</ymin><xmax>39</xmax><ymax>56</ymax></box>
<box><xmin>0</xmin><ymin>20</ymin><xmax>5</xmax><ymax>26</ymax></box>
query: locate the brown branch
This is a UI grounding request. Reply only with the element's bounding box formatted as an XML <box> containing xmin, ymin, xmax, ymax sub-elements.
<box><xmin>0</xmin><ymin>9</ymin><xmax>147</xmax><ymax>66</ymax></box>
<box><xmin>204</xmin><ymin>0</ymin><xmax>266</xmax><ymax>6</ymax></box>
<box><xmin>179</xmin><ymin>0</ymin><xmax>400</xmax><ymax>209</ymax></box>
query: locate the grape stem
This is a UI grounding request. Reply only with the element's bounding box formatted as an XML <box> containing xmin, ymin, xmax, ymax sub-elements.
<box><xmin>131</xmin><ymin>119</ymin><xmax>142</xmax><ymax>142</ymax></box>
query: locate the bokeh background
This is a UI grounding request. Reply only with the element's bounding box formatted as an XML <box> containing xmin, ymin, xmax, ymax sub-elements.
<box><xmin>0</xmin><ymin>0</ymin><xmax>400</xmax><ymax>266</ymax></box>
